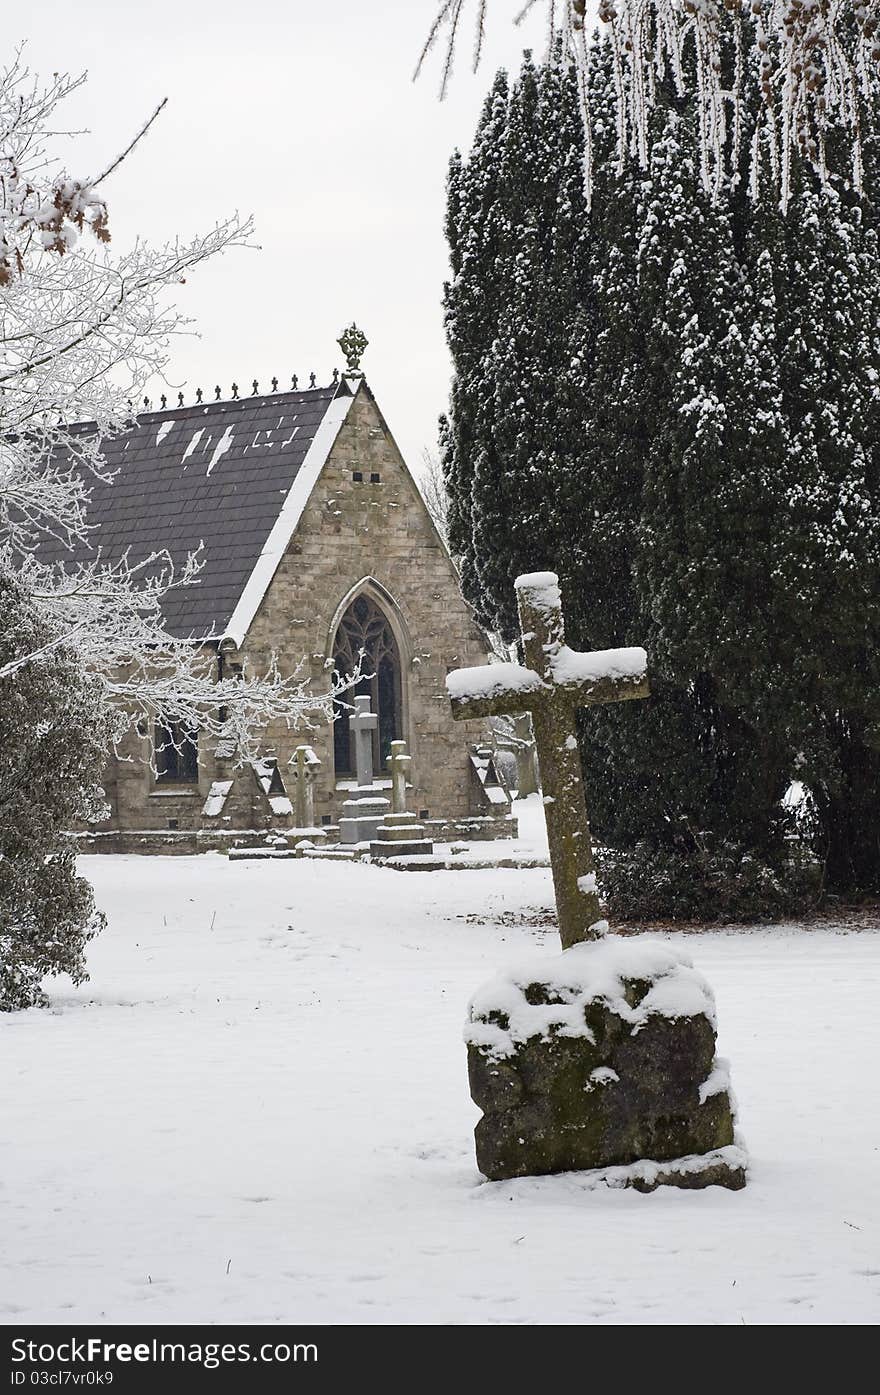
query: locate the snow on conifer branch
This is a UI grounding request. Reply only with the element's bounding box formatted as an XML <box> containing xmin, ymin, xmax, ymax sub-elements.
<box><xmin>420</xmin><ymin>0</ymin><xmax>880</xmax><ymax>207</ymax></box>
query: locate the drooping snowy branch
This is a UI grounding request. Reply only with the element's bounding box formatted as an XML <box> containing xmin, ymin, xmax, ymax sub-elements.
<box><xmin>0</xmin><ymin>219</ymin><xmax>249</xmax><ymax>554</ymax></box>
<box><xmin>419</xmin><ymin>0</ymin><xmax>880</xmax><ymax>207</ymax></box>
<box><xmin>2</xmin><ymin>60</ymin><xmax>102</xmax><ymax>283</ymax></box>
<box><xmin>0</xmin><ymin>56</ymin><xmax>353</xmax><ymax>759</ymax></box>
<box><xmin>1</xmin><ymin>550</ymin><xmax>364</xmax><ymax>762</ymax></box>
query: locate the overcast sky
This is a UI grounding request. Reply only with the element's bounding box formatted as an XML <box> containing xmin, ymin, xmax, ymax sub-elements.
<box><xmin>21</xmin><ymin>1</ymin><xmax>553</xmax><ymax>474</ymax></box>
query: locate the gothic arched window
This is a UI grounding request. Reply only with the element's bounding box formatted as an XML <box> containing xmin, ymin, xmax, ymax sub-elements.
<box><xmin>154</xmin><ymin>716</ymin><xmax>199</xmax><ymax>784</ymax></box>
<box><xmin>332</xmin><ymin>593</ymin><xmax>402</xmax><ymax>778</ymax></box>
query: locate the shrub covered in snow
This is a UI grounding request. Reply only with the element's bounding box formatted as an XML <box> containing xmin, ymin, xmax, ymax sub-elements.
<box><xmin>0</xmin><ymin>565</ymin><xmax>109</xmax><ymax>1010</ymax></box>
<box><xmin>602</xmin><ymin>837</ymin><xmax>821</xmax><ymax>924</ymax></box>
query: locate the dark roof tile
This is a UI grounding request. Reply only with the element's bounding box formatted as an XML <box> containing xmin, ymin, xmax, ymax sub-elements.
<box><xmin>36</xmin><ymin>386</ymin><xmax>345</xmax><ymax>638</ymax></box>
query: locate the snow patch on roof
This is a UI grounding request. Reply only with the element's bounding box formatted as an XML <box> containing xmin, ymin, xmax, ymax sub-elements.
<box><xmin>202</xmin><ymin>779</ymin><xmax>233</xmax><ymax>817</ymax></box>
<box><xmin>222</xmin><ymin>389</ymin><xmax>357</xmax><ymax>646</ymax></box>
<box><xmin>156</xmin><ymin>421</ymin><xmax>172</xmax><ymax>447</ymax></box>
<box><xmin>206</xmin><ymin>425</ymin><xmax>235</xmax><ymax>477</ymax></box>
<box><xmin>251</xmin><ymin>758</ymin><xmax>293</xmax><ymax>817</ymax></box>
<box><xmin>180</xmin><ymin>428</ymin><xmax>204</xmax><ymax>467</ymax></box>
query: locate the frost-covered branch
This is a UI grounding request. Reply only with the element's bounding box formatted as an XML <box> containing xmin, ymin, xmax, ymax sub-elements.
<box><xmin>418</xmin><ymin>446</ymin><xmax>450</xmax><ymax>544</ymax></box>
<box><xmin>419</xmin><ymin>0</ymin><xmax>880</xmax><ymax>207</ymax></box>
<box><xmin>0</xmin><ymin>53</ymin><xmax>172</xmax><ymax>285</ymax></box>
<box><xmin>0</xmin><ymin>57</ymin><xmax>349</xmax><ymax>760</ymax></box>
<box><xmin>0</xmin><ymin>211</ymin><xmax>250</xmax><ymax>554</ymax></box>
<box><xmin>1</xmin><ymin>552</ymin><xmax>362</xmax><ymax>762</ymax></box>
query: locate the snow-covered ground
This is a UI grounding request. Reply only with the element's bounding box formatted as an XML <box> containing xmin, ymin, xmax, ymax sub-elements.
<box><xmin>2</xmin><ymin>798</ymin><xmax>879</xmax><ymax>1325</ymax></box>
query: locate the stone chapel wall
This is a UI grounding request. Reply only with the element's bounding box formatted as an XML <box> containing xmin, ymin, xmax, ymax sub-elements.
<box><xmin>78</xmin><ymin>385</ymin><xmax>507</xmax><ymax>850</ymax></box>
<box><xmin>238</xmin><ymin>386</ymin><xmax>494</xmax><ymax>826</ymax></box>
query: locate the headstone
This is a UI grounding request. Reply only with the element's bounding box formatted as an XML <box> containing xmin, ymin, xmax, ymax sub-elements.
<box><xmin>465</xmin><ymin>938</ymin><xmax>746</xmax><ymax>1188</ymax></box>
<box><xmin>490</xmin><ymin>715</ymin><xmax>538</xmax><ymax>798</ymax></box>
<box><xmin>370</xmin><ymin>740</ymin><xmax>433</xmax><ymax>859</ymax></box>
<box><xmin>512</xmin><ymin>713</ymin><xmax>538</xmax><ymax>798</ymax></box>
<box><xmin>447</xmin><ymin>571</ymin><xmax>745</xmax><ymax>1190</ymax></box>
<box><xmin>338</xmin><ymin>696</ymin><xmax>390</xmax><ymax>844</ymax></box>
<box><xmin>288</xmin><ymin>745</ymin><xmax>325</xmax><ymax>840</ymax></box>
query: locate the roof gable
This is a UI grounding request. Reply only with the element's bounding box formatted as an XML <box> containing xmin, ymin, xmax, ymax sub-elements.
<box><xmin>36</xmin><ymin>381</ymin><xmax>357</xmax><ymax>641</ymax></box>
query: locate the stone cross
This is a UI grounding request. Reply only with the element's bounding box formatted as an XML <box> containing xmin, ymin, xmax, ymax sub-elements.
<box><xmin>387</xmin><ymin>740</ymin><xmax>411</xmax><ymax>815</ymax></box>
<box><xmin>289</xmin><ymin>744</ymin><xmax>320</xmax><ymax>830</ymax></box>
<box><xmin>447</xmin><ymin>571</ymin><xmax>649</xmax><ymax>949</ymax></box>
<box><xmin>350</xmin><ymin>695</ymin><xmax>378</xmax><ymax>788</ymax></box>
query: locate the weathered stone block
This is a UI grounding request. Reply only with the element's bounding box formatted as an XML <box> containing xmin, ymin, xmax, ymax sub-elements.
<box><xmin>466</xmin><ymin>937</ymin><xmax>745</xmax><ymax>1190</ymax></box>
<box><xmin>338</xmin><ymin>794</ymin><xmax>389</xmax><ymax>844</ymax></box>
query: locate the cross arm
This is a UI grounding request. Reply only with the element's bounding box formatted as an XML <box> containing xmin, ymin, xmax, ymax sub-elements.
<box><xmin>290</xmin><ymin>744</ymin><xmax>321</xmax><ymax>768</ymax></box>
<box><xmin>550</xmin><ymin>645</ymin><xmax>649</xmax><ymax>707</ymax></box>
<box><xmin>446</xmin><ymin>661</ymin><xmax>546</xmax><ymax>722</ymax></box>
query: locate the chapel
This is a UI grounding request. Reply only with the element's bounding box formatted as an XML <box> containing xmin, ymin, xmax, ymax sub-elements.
<box><xmin>40</xmin><ymin>334</ymin><xmax>514</xmax><ymax>852</ymax></box>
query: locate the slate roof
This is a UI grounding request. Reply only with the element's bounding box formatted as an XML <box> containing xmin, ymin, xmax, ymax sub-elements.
<box><xmin>36</xmin><ymin>382</ymin><xmax>353</xmax><ymax>640</ymax></box>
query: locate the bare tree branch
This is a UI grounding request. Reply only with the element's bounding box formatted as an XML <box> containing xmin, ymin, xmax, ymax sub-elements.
<box><xmin>0</xmin><ymin>56</ymin><xmax>353</xmax><ymax>763</ymax></box>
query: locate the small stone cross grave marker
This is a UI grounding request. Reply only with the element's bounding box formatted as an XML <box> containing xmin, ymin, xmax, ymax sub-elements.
<box><xmin>350</xmin><ymin>694</ymin><xmax>378</xmax><ymax>789</ymax></box>
<box><xmin>387</xmin><ymin>739</ymin><xmax>411</xmax><ymax>815</ymax></box>
<box><xmin>289</xmin><ymin>744</ymin><xmax>321</xmax><ymax>831</ymax></box>
<box><xmin>369</xmin><ymin>738</ymin><xmax>433</xmax><ymax>859</ymax></box>
<box><xmin>338</xmin><ymin>696</ymin><xmax>389</xmax><ymax>844</ymax></box>
<box><xmin>447</xmin><ymin>571</ymin><xmax>649</xmax><ymax>948</ymax></box>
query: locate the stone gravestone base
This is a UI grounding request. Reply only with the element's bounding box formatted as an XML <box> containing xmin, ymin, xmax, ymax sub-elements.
<box><xmin>338</xmin><ymin>794</ymin><xmax>390</xmax><ymax>844</ymax></box>
<box><xmin>370</xmin><ymin>811</ymin><xmax>433</xmax><ymax>859</ymax></box>
<box><xmin>339</xmin><ymin>695</ymin><xmax>389</xmax><ymax>844</ymax></box>
<box><xmin>466</xmin><ymin>937</ymin><xmax>746</xmax><ymax>1191</ymax></box>
<box><xmin>369</xmin><ymin>741</ymin><xmax>433</xmax><ymax>858</ymax></box>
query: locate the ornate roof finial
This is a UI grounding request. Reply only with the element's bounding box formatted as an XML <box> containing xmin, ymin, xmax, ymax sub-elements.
<box><xmin>178</xmin><ymin>392</ymin><xmax>184</xmax><ymax>407</ymax></box>
<box><xmin>309</xmin><ymin>371</ymin><xmax>316</xmax><ymax>388</ymax></box>
<box><xmin>196</xmin><ymin>388</ymin><xmax>203</xmax><ymax>404</ymax></box>
<box><xmin>215</xmin><ymin>385</ymin><xmax>221</xmax><ymax>401</ymax></box>
<box><xmin>252</xmin><ymin>379</ymin><xmax>259</xmax><ymax>395</ymax></box>
<box><xmin>291</xmin><ymin>374</ymin><xmax>298</xmax><ymax>390</ymax></box>
<box><xmin>271</xmin><ymin>376</ymin><xmax>278</xmax><ymax>393</ymax></box>
<box><xmin>332</xmin><ymin>367</ymin><xmax>339</xmax><ymax>384</ymax></box>
<box><xmin>231</xmin><ymin>382</ymin><xmax>239</xmax><ymax>399</ymax></box>
<box><xmin>337</xmin><ymin>322</ymin><xmax>368</xmax><ymax>376</ymax></box>
<box><xmin>160</xmin><ymin>394</ymin><xmax>167</xmax><ymax>409</ymax></box>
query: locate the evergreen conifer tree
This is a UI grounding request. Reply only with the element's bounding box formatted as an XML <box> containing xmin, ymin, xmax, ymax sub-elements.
<box><xmin>444</xmin><ymin>53</ymin><xmax>590</xmax><ymax>638</ymax></box>
<box><xmin>773</xmin><ymin>179</ymin><xmax>880</xmax><ymax>890</ymax></box>
<box><xmin>443</xmin><ymin>39</ymin><xmax>880</xmax><ymax>913</ymax></box>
